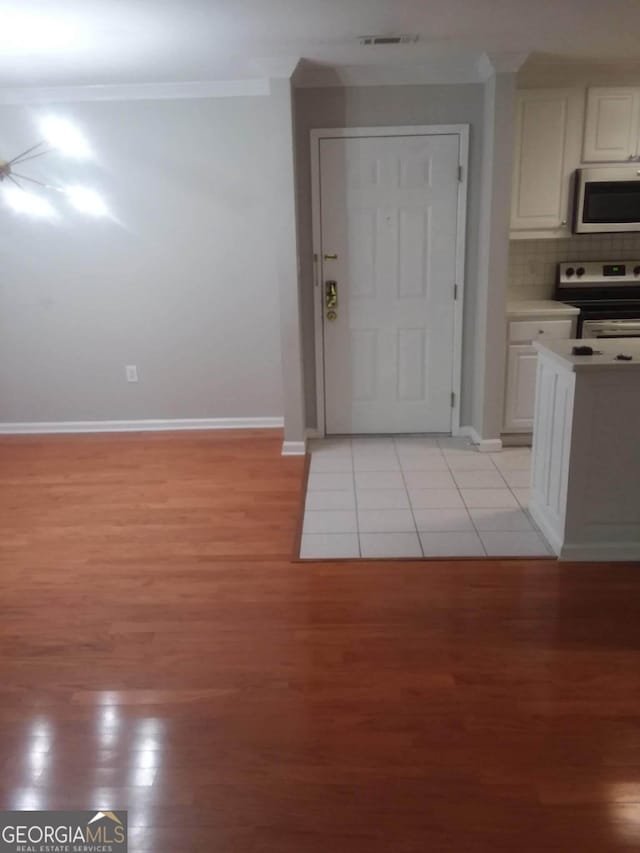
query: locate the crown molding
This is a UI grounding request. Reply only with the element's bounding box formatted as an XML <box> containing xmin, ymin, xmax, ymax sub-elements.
<box><xmin>294</xmin><ymin>56</ymin><xmax>485</xmax><ymax>88</ymax></box>
<box><xmin>0</xmin><ymin>78</ymin><xmax>271</xmax><ymax>105</ymax></box>
<box><xmin>477</xmin><ymin>52</ymin><xmax>529</xmax><ymax>81</ymax></box>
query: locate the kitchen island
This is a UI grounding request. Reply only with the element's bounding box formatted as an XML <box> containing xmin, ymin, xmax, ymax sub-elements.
<box><xmin>530</xmin><ymin>338</ymin><xmax>640</xmax><ymax>561</ymax></box>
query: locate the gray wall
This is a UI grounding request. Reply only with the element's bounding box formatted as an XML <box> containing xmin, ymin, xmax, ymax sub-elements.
<box><xmin>473</xmin><ymin>73</ymin><xmax>517</xmax><ymax>441</ymax></box>
<box><xmin>294</xmin><ymin>83</ymin><xmax>485</xmax><ymax>430</ymax></box>
<box><xmin>270</xmin><ymin>80</ymin><xmax>306</xmax><ymax>443</ymax></box>
<box><xmin>0</xmin><ymin>96</ymin><xmax>284</xmax><ymax>424</ymax></box>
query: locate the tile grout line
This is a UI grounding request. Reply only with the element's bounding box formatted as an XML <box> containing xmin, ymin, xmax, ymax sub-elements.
<box><xmin>357</xmin><ymin>440</ymin><xmax>417</xmax><ymax>547</ymax></box>
<box><xmin>349</xmin><ymin>440</ymin><xmax>362</xmax><ymax>557</ymax></box>
<box><xmin>488</xmin><ymin>451</ymin><xmax>553</xmax><ymax>555</ymax></box>
<box><xmin>307</xmin><ymin>440</ymin><xmax>549</xmax><ymax>558</ymax></box>
<box><xmin>441</xmin><ymin>440</ymin><xmax>489</xmax><ymax>557</ymax></box>
<box><xmin>510</xmin><ymin>478</ymin><xmax>555</xmax><ymax>556</ymax></box>
<box><xmin>395</xmin><ymin>437</ymin><xmax>425</xmax><ymax>557</ymax></box>
<box><xmin>304</xmin><ymin>440</ymin><xmax>358</xmax><ymax>556</ymax></box>
<box><xmin>355</xmin><ymin>439</ymin><xmax>420</xmax><ymax>537</ymax></box>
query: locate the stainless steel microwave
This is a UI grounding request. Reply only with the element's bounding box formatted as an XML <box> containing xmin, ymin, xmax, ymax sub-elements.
<box><xmin>573</xmin><ymin>166</ymin><xmax>640</xmax><ymax>233</ymax></box>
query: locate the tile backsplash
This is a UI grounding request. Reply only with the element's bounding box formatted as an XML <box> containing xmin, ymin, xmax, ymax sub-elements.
<box><xmin>509</xmin><ymin>234</ymin><xmax>640</xmax><ymax>299</ymax></box>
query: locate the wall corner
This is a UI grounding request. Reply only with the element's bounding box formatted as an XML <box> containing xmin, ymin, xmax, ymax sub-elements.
<box><xmin>270</xmin><ymin>78</ymin><xmax>307</xmax><ymax>444</ymax></box>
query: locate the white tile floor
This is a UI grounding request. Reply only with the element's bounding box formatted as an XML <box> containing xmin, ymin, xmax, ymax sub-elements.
<box><xmin>299</xmin><ymin>437</ymin><xmax>552</xmax><ymax>560</ymax></box>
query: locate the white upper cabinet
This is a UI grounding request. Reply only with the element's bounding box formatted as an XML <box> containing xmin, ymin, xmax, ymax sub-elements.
<box><xmin>583</xmin><ymin>87</ymin><xmax>640</xmax><ymax>162</ymax></box>
<box><xmin>510</xmin><ymin>89</ymin><xmax>584</xmax><ymax>236</ymax></box>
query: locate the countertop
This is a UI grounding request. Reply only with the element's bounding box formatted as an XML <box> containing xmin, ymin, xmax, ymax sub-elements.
<box><xmin>534</xmin><ymin>338</ymin><xmax>640</xmax><ymax>371</ymax></box>
<box><xmin>507</xmin><ymin>299</ymin><xmax>580</xmax><ymax>318</ymax></box>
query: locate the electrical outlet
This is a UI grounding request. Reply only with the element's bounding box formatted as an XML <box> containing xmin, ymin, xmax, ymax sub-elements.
<box><xmin>125</xmin><ymin>365</ymin><xmax>138</xmax><ymax>383</ymax></box>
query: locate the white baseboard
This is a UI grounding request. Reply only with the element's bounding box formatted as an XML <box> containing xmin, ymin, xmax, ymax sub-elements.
<box><xmin>528</xmin><ymin>500</ymin><xmax>562</xmax><ymax>557</ymax></box>
<box><xmin>529</xmin><ymin>501</ymin><xmax>640</xmax><ymax>561</ymax></box>
<box><xmin>0</xmin><ymin>417</ymin><xmax>284</xmax><ymax>435</ymax></box>
<box><xmin>500</xmin><ymin>433</ymin><xmax>533</xmax><ymax>447</ymax></box>
<box><xmin>455</xmin><ymin>426</ymin><xmax>502</xmax><ymax>453</ymax></box>
<box><xmin>281</xmin><ymin>440</ymin><xmax>307</xmax><ymax>456</ymax></box>
<box><xmin>280</xmin><ymin>426</ymin><xmax>318</xmax><ymax>455</ymax></box>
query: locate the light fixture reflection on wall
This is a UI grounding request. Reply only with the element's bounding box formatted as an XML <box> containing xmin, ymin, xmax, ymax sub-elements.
<box><xmin>40</xmin><ymin>115</ymin><xmax>93</xmax><ymax>159</ymax></box>
<box><xmin>66</xmin><ymin>185</ymin><xmax>108</xmax><ymax>216</ymax></box>
<box><xmin>2</xmin><ymin>185</ymin><xmax>56</xmax><ymax>218</ymax></box>
<box><xmin>0</xmin><ymin>117</ymin><xmax>107</xmax><ymax>217</ymax></box>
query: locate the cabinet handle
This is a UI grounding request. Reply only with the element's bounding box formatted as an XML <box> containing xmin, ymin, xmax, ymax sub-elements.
<box><xmin>561</xmin><ymin>220</ymin><xmax>567</xmax><ymax>226</ymax></box>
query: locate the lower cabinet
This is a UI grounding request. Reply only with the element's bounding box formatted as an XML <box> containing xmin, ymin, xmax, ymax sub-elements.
<box><xmin>503</xmin><ymin>345</ymin><xmax>538</xmax><ymax>432</ymax></box>
<box><xmin>503</xmin><ymin>313</ymin><xmax>577</xmax><ymax>434</ymax></box>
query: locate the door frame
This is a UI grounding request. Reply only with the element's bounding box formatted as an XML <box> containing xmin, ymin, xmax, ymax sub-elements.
<box><xmin>310</xmin><ymin>125</ymin><xmax>469</xmax><ymax>437</ymax></box>
<box><xmin>310</xmin><ymin>124</ymin><xmax>469</xmax><ymax>437</ymax></box>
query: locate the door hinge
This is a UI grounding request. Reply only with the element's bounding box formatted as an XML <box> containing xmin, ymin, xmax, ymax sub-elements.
<box><xmin>458</xmin><ymin>165</ymin><xmax>463</xmax><ymax>182</ymax></box>
<box><xmin>454</xmin><ymin>283</ymin><xmax>458</xmax><ymax>300</ymax></box>
<box><xmin>451</xmin><ymin>392</ymin><xmax>456</xmax><ymax>408</ymax></box>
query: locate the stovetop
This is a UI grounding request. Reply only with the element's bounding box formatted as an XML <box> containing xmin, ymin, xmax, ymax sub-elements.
<box><xmin>555</xmin><ymin>260</ymin><xmax>640</xmax><ymax>305</ymax></box>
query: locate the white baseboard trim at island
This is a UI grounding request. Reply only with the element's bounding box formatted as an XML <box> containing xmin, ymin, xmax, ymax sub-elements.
<box><xmin>558</xmin><ymin>542</ymin><xmax>640</xmax><ymax>561</ymax></box>
<box><xmin>0</xmin><ymin>417</ymin><xmax>284</xmax><ymax>435</ymax></box>
<box><xmin>527</xmin><ymin>500</ymin><xmax>564</xmax><ymax>557</ymax></box>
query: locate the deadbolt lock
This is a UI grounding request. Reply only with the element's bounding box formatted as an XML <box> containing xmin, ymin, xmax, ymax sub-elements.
<box><xmin>326</xmin><ymin>309</ymin><xmax>337</xmax><ymax>321</ymax></box>
<box><xmin>325</xmin><ymin>280</ymin><xmax>338</xmax><ymax>309</ymax></box>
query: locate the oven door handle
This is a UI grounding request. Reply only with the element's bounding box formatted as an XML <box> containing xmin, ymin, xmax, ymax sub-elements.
<box><xmin>586</xmin><ymin>322</ymin><xmax>640</xmax><ymax>335</ymax></box>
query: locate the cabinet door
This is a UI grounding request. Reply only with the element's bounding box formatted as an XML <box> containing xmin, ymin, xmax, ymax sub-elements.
<box><xmin>504</xmin><ymin>345</ymin><xmax>538</xmax><ymax>432</ymax></box>
<box><xmin>511</xmin><ymin>89</ymin><xmax>583</xmax><ymax>232</ymax></box>
<box><xmin>583</xmin><ymin>87</ymin><xmax>640</xmax><ymax>162</ymax></box>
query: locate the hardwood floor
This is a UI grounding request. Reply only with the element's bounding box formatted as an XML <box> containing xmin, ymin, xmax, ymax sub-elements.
<box><xmin>1</xmin><ymin>429</ymin><xmax>640</xmax><ymax>851</ymax></box>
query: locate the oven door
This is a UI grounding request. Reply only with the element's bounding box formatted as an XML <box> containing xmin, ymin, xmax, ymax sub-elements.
<box><xmin>574</xmin><ymin>167</ymin><xmax>640</xmax><ymax>233</ymax></box>
<box><xmin>582</xmin><ymin>318</ymin><xmax>640</xmax><ymax>338</ymax></box>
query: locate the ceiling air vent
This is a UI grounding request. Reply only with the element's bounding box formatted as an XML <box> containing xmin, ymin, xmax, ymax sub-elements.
<box><xmin>359</xmin><ymin>35</ymin><xmax>419</xmax><ymax>46</ymax></box>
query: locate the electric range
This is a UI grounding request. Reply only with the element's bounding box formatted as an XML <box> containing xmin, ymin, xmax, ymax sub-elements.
<box><xmin>555</xmin><ymin>260</ymin><xmax>640</xmax><ymax>338</ymax></box>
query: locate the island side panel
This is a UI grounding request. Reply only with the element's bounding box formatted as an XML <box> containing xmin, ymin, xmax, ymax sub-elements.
<box><xmin>529</xmin><ymin>352</ymin><xmax>575</xmax><ymax>556</ymax></box>
<box><xmin>562</xmin><ymin>370</ymin><xmax>640</xmax><ymax>561</ymax></box>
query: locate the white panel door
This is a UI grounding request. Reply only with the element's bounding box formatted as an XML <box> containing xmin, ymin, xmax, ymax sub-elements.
<box><xmin>583</xmin><ymin>87</ymin><xmax>640</xmax><ymax>162</ymax></box>
<box><xmin>319</xmin><ymin>134</ymin><xmax>460</xmax><ymax>435</ymax></box>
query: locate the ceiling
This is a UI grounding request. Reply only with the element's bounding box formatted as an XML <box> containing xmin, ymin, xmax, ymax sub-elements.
<box><xmin>2</xmin><ymin>0</ymin><xmax>640</xmax><ymax>88</ymax></box>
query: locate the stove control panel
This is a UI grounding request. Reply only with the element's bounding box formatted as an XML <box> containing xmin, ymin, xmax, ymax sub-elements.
<box><xmin>558</xmin><ymin>260</ymin><xmax>640</xmax><ymax>287</ymax></box>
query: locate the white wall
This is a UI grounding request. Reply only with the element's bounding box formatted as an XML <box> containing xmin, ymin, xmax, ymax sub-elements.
<box><xmin>0</xmin><ymin>95</ymin><xmax>284</xmax><ymax>425</ymax></box>
<box><xmin>294</xmin><ymin>83</ymin><xmax>485</xmax><ymax>430</ymax></box>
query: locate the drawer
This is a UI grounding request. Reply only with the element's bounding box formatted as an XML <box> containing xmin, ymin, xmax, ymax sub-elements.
<box><xmin>508</xmin><ymin>318</ymin><xmax>574</xmax><ymax>343</ymax></box>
